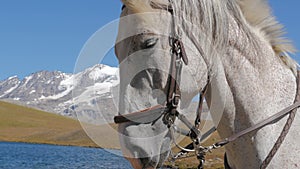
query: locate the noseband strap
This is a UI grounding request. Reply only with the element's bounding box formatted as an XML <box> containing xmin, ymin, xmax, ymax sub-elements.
<box><xmin>114</xmin><ymin>105</ymin><xmax>166</xmax><ymax>124</ymax></box>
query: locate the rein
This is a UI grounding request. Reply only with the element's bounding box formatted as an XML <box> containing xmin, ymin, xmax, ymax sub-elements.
<box><xmin>115</xmin><ymin>2</ymin><xmax>300</xmax><ymax>169</ymax></box>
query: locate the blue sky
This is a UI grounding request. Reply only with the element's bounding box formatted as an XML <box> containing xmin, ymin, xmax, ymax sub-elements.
<box><xmin>0</xmin><ymin>1</ymin><xmax>299</xmax><ymax>80</ymax></box>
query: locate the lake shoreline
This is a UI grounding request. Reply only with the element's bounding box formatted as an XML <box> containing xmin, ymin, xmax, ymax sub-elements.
<box><xmin>0</xmin><ymin>139</ymin><xmax>121</xmax><ymax>150</ymax></box>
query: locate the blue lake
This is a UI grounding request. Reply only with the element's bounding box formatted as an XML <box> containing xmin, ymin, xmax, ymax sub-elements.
<box><xmin>0</xmin><ymin>142</ymin><xmax>132</xmax><ymax>169</ymax></box>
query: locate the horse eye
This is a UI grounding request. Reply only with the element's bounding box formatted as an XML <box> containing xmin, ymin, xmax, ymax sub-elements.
<box><xmin>142</xmin><ymin>38</ymin><xmax>158</xmax><ymax>49</ymax></box>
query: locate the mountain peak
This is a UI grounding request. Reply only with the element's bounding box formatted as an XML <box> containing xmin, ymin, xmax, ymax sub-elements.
<box><xmin>7</xmin><ymin>75</ymin><xmax>18</xmax><ymax>80</ymax></box>
<box><xmin>0</xmin><ymin>64</ymin><xmax>119</xmax><ymax>124</ymax></box>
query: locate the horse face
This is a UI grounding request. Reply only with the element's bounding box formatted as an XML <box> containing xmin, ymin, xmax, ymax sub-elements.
<box><xmin>115</xmin><ymin>8</ymin><xmax>173</xmax><ymax>169</ymax></box>
<box><xmin>115</xmin><ymin>2</ymin><xmax>209</xmax><ymax>168</ymax></box>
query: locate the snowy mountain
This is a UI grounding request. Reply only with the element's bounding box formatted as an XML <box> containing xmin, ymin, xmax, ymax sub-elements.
<box><xmin>0</xmin><ymin>64</ymin><xmax>119</xmax><ymax>124</ymax></box>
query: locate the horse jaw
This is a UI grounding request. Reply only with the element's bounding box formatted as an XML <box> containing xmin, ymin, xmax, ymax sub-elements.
<box><xmin>118</xmin><ymin>121</ymin><xmax>171</xmax><ymax>168</ymax></box>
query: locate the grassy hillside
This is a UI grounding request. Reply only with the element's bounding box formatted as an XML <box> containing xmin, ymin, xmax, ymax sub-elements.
<box><xmin>0</xmin><ymin>101</ymin><xmax>119</xmax><ymax>148</ymax></box>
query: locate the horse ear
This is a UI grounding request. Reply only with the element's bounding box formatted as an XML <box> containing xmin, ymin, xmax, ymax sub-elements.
<box><xmin>121</xmin><ymin>0</ymin><xmax>154</xmax><ymax>13</ymax></box>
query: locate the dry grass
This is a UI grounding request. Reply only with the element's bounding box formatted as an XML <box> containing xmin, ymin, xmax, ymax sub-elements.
<box><xmin>164</xmin><ymin>131</ymin><xmax>225</xmax><ymax>169</ymax></box>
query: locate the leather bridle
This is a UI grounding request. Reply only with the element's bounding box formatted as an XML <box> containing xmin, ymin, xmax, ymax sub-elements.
<box><xmin>114</xmin><ymin>2</ymin><xmax>300</xmax><ymax>169</ymax></box>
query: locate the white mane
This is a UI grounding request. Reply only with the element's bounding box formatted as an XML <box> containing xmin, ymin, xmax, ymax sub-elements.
<box><xmin>237</xmin><ymin>0</ymin><xmax>298</xmax><ymax>73</ymax></box>
<box><xmin>121</xmin><ymin>0</ymin><xmax>298</xmax><ymax>73</ymax></box>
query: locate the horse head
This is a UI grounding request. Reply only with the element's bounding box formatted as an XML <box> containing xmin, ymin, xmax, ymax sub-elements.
<box><xmin>114</xmin><ymin>0</ymin><xmax>210</xmax><ymax>168</ymax></box>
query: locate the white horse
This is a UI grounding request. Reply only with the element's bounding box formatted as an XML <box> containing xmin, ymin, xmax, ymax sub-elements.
<box><xmin>115</xmin><ymin>0</ymin><xmax>300</xmax><ymax>168</ymax></box>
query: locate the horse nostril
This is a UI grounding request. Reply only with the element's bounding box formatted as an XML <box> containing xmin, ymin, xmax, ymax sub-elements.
<box><xmin>142</xmin><ymin>38</ymin><xmax>158</xmax><ymax>49</ymax></box>
<box><xmin>139</xmin><ymin>157</ymin><xmax>157</xmax><ymax>169</ymax></box>
<box><xmin>140</xmin><ymin>157</ymin><xmax>150</xmax><ymax>165</ymax></box>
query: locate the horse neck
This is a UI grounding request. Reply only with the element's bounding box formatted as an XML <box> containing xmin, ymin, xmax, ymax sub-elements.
<box><xmin>207</xmin><ymin>15</ymin><xmax>298</xmax><ymax>168</ymax></box>
<box><xmin>222</xmin><ymin>15</ymin><xmax>296</xmax><ymax>121</ymax></box>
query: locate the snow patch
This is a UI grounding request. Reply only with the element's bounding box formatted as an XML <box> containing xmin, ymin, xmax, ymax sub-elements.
<box><xmin>40</xmin><ymin>74</ymin><xmax>75</xmax><ymax>100</ymax></box>
<box><xmin>23</xmin><ymin>75</ymin><xmax>33</xmax><ymax>85</ymax></box>
<box><xmin>4</xmin><ymin>85</ymin><xmax>18</xmax><ymax>94</ymax></box>
<box><xmin>89</xmin><ymin>67</ymin><xmax>104</xmax><ymax>80</ymax></box>
<box><xmin>0</xmin><ymin>84</ymin><xmax>19</xmax><ymax>98</ymax></box>
<box><xmin>40</xmin><ymin>95</ymin><xmax>46</xmax><ymax>100</ymax></box>
<box><xmin>101</xmin><ymin>66</ymin><xmax>118</xmax><ymax>76</ymax></box>
<box><xmin>8</xmin><ymin>75</ymin><xmax>18</xmax><ymax>80</ymax></box>
<box><xmin>73</xmin><ymin>82</ymin><xmax>113</xmax><ymax>104</ymax></box>
<box><xmin>88</xmin><ymin>65</ymin><xmax>118</xmax><ymax>81</ymax></box>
